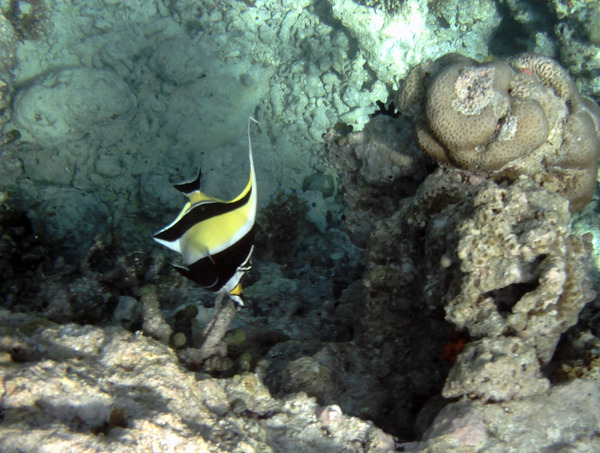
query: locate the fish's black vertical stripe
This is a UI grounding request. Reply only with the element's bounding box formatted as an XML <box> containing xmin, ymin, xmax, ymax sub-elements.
<box><xmin>154</xmin><ymin>187</ymin><xmax>253</xmax><ymax>243</ymax></box>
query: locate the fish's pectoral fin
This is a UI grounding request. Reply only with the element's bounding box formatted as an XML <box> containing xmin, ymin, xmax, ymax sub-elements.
<box><xmin>173</xmin><ymin>169</ymin><xmax>203</xmax><ymax>195</ymax></box>
<box><xmin>171</xmin><ymin>263</ymin><xmax>195</xmax><ymax>281</ymax></box>
<box><xmin>172</xmin><ymin>261</ymin><xmax>221</xmax><ymax>290</ymax></box>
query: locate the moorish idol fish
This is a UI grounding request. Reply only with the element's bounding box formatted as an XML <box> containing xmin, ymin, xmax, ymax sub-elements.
<box><xmin>153</xmin><ymin>118</ymin><xmax>258</xmax><ymax>306</ymax></box>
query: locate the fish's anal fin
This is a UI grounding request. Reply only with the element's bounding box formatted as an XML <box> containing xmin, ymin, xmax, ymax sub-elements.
<box><xmin>228</xmin><ymin>282</ymin><xmax>245</xmax><ymax>307</ymax></box>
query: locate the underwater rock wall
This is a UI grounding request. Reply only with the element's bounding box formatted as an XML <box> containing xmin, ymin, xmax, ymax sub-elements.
<box><xmin>0</xmin><ymin>0</ymin><xmax>506</xmax><ymax>254</ymax></box>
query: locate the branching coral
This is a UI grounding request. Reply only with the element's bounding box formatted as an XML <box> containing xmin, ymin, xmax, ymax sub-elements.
<box><xmin>403</xmin><ymin>53</ymin><xmax>600</xmax><ymax>212</ymax></box>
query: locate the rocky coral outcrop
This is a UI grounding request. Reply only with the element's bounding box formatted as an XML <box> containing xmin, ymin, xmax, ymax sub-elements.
<box><xmin>403</xmin><ymin>53</ymin><xmax>600</xmax><ymax>212</ymax></box>
<box><xmin>422</xmin><ymin>172</ymin><xmax>595</xmax><ymax>364</ymax></box>
<box><xmin>412</xmin><ymin>168</ymin><xmax>595</xmax><ymax>400</ymax></box>
<box><xmin>328</xmin><ymin>127</ymin><xmax>595</xmax><ymax>404</ymax></box>
<box><xmin>402</xmin><ymin>378</ymin><xmax>600</xmax><ymax>452</ymax></box>
<box><xmin>0</xmin><ymin>312</ymin><xmax>395</xmax><ymax>452</ymax></box>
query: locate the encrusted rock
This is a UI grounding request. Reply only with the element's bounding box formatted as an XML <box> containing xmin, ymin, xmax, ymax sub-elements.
<box><xmin>420</xmin><ymin>172</ymin><xmax>595</xmax><ymax>365</ymax></box>
<box><xmin>442</xmin><ymin>337</ymin><xmax>549</xmax><ymax>401</ymax></box>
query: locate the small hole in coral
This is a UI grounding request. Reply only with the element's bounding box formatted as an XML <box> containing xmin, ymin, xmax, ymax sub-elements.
<box><xmin>483</xmin><ymin>280</ymin><xmax>539</xmax><ymax>317</ymax></box>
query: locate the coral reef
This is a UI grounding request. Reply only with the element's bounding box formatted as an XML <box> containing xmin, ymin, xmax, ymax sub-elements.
<box><xmin>496</xmin><ymin>1</ymin><xmax>600</xmax><ymax>98</ymax></box>
<box><xmin>0</xmin><ymin>11</ymin><xmax>17</xmax><ymax>144</ymax></box>
<box><xmin>1</xmin><ymin>0</ymin><xmax>51</xmax><ymax>40</ymax></box>
<box><xmin>407</xmin><ymin>168</ymin><xmax>595</xmax><ymax>402</ymax></box>
<box><xmin>550</xmin><ymin>0</ymin><xmax>600</xmax><ymax>97</ymax></box>
<box><xmin>422</xmin><ymin>172</ymin><xmax>595</xmax><ymax>365</ymax></box>
<box><xmin>404</xmin><ymin>52</ymin><xmax>600</xmax><ymax>212</ymax></box>
<box><xmin>0</xmin><ymin>195</ymin><xmax>167</xmax><ymax>328</ymax></box>
<box><xmin>0</xmin><ymin>0</ymin><xmax>515</xmax><ymax>257</ymax></box>
<box><xmin>557</xmin><ymin>331</ymin><xmax>600</xmax><ymax>381</ymax></box>
<box><xmin>326</xmin><ymin>89</ymin><xmax>596</xmax><ymax>407</ymax></box>
<box><xmin>328</xmin><ymin>0</ymin><xmax>500</xmax><ymax>85</ymax></box>
<box><xmin>442</xmin><ymin>337</ymin><xmax>550</xmax><ymax>401</ymax></box>
<box><xmin>0</xmin><ymin>12</ymin><xmax>17</xmax><ymax>76</ymax></box>
<box><xmin>3</xmin><ymin>0</ymin><xmax>600</xmax><ymax>450</ymax></box>
<box><xmin>254</xmin><ymin>188</ymin><xmax>310</xmax><ymax>262</ymax></box>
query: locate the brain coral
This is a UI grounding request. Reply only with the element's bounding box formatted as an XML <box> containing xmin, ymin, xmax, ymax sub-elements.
<box><xmin>404</xmin><ymin>53</ymin><xmax>600</xmax><ymax>212</ymax></box>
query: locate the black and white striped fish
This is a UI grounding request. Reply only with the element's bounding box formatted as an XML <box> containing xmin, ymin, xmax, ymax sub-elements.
<box><xmin>154</xmin><ymin>119</ymin><xmax>258</xmax><ymax>306</ymax></box>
